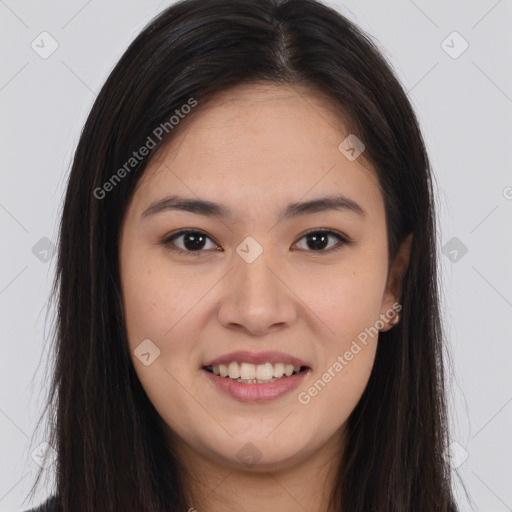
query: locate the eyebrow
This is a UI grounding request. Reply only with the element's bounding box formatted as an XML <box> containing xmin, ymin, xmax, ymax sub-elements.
<box><xmin>141</xmin><ymin>194</ymin><xmax>365</xmax><ymax>221</ymax></box>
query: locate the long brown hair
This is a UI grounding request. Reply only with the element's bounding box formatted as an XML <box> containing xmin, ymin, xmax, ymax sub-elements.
<box><xmin>27</xmin><ymin>0</ymin><xmax>458</xmax><ymax>510</ymax></box>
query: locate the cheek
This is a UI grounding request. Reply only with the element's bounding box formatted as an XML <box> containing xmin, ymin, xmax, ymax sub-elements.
<box><xmin>295</xmin><ymin>251</ymin><xmax>385</xmax><ymax>415</ymax></box>
<box><xmin>317</xmin><ymin>343</ymin><xmax>377</xmax><ymax>423</ymax></box>
<box><xmin>121</xmin><ymin>259</ymin><xmax>203</xmax><ymax>420</ymax></box>
<box><xmin>121</xmin><ymin>252</ymin><xmax>197</xmax><ymax>347</ymax></box>
<box><xmin>304</xmin><ymin>257</ymin><xmax>387</xmax><ymax>348</ymax></box>
<box><xmin>298</xmin><ymin>309</ymin><xmax>378</xmax><ymax>428</ymax></box>
<box><xmin>122</xmin><ymin>271</ymin><xmax>167</xmax><ymax>347</ymax></box>
<box><xmin>121</xmin><ymin>251</ymin><xmax>212</xmax><ymax>392</ymax></box>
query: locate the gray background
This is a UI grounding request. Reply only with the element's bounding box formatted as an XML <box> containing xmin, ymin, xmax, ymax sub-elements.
<box><xmin>1</xmin><ymin>0</ymin><xmax>511</xmax><ymax>510</ymax></box>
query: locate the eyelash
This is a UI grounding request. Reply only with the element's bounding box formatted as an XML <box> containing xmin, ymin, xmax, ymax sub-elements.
<box><xmin>161</xmin><ymin>228</ymin><xmax>350</xmax><ymax>257</ymax></box>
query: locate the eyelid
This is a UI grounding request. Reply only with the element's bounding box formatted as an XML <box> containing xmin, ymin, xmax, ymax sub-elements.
<box><xmin>298</xmin><ymin>227</ymin><xmax>350</xmax><ymax>242</ymax></box>
<box><xmin>161</xmin><ymin>229</ymin><xmax>220</xmax><ymax>256</ymax></box>
<box><xmin>292</xmin><ymin>228</ymin><xmax>350</xmax><ymax>254</ymax></box>
<box><xmin>161</xmin><ymin>227</ymin><xmax>351</xmax><ymax>256</ymax></box>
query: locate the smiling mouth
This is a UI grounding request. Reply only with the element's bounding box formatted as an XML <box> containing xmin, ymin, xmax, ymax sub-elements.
<box><xmin>203</xmin><ymin>362</ymin><xmax>309</xmax><ymax>384</ymax></box>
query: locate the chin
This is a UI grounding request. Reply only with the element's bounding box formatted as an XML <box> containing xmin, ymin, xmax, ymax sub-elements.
<box><xmin>200</xmin><ymin>431</ymin><xmax>314</xmax><ymax>471</ymax></box>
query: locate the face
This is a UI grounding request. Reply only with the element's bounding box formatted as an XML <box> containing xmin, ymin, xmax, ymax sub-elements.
<box><xmin>119</xmin><ymin>83</ymin><xmax>409</xmax><ymax>474</ymax></box>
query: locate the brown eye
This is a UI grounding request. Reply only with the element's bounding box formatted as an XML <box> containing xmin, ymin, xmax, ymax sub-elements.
<box><xmin>162</xmin><ymin>230</ymin><xmax>219</xmax><ymax>257</ymax></box>
<box><xmin>293</xmin><ymin>229</ymin><xmax>349</xmax><ymax>253</ymax></box>
<box><xmin>162</xmin><ymin>228</ymin><xmax>349</xmax><ymax>257</ymax></box>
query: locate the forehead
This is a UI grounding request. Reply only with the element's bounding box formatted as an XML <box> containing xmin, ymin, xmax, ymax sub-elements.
<box><xmin>131</xmin><ymin>83</ymin><xmax>382</xmax><ymax>220</ymax></box>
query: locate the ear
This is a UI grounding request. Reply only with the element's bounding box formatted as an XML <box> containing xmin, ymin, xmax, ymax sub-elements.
<box><xmin>379</xmin><ymin>232</ymin><xmax>413</xmax><ymax>331</ymax></box>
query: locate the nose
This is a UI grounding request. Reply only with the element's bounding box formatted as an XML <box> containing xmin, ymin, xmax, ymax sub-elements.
<box><xmin>217</xmin><ymin>251</ymin><xmax>298</xmax><ymax>336</ymax></box>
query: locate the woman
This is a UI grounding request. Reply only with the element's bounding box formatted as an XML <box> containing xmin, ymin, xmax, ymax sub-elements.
<box><xmin>23</xmin><ymin>0</ymin><xmax>458</xmax><ymax>510</ymax></box>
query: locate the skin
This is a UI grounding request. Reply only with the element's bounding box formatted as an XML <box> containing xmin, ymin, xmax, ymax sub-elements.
<box><xmin>119</xmin><ymin>83</ymin><xmax>412</xmax><ymax>512</ymax></box>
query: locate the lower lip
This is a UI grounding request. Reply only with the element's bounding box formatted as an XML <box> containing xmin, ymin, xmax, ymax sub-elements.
<box><xmin>202</xmin><ymin>368</ymin><xmax>310</xmax><ymax>403</ymax></box>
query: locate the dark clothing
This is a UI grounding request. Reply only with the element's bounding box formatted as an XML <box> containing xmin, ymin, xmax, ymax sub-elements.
<box><xmin>21</xmin><ymin>495</ymin><xmax>60</xmax><ymax>512</ymax></box>
<box><xmin>22</xmin><ymin>494</ymin><xmax>457</xmax><ymax>511</ymax></box>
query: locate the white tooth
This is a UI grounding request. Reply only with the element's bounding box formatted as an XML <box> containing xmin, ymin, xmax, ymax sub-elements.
<box><xmin>273</xmin><ymin>362</ymin><xmax>285</xmax><ymax>378</ymax></box>
<box><xmin>228</xmin><ymin>361</ymin><xmax>240</xmax><ymax>379</ymax></box>
<box><xmin>240</xmin><ymin>362</ymin><xmax>256</xmax><ymax>380</ymax></box>
<box><xmin>219</xmin><ymin>364</ymin><xmax>229</xmax><ymax>377</ymax></box>
<box><xmin>256</xmin><ymin>363</ymin><xmax>273</xmax><ymax>380</ymax></box>
<box><xmin>212</xmin><ymin>365</ymin><xmax>220</xmax><ymax>376</ymax></box>
<box><xmin>284</xmin><ymin>364</ymin><xmax>294</xmax><ymax>376</ymax></box>
<box><xmin>293</xmin><ymin>365</ymin><xmax>300</xmax><ymax>374</ymax></box>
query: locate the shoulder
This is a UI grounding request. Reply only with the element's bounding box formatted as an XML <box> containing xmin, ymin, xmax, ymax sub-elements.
<box><xmin>20</xmin><ymin>495</ymin><xmax>61</xmax><ymax>512</ymax></box>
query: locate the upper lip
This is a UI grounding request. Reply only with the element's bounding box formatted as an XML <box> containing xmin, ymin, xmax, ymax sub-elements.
<box><xmin>203</xmin><ymin>350</ymin><xmax>310</xmax><ymax>368</ymax></box>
